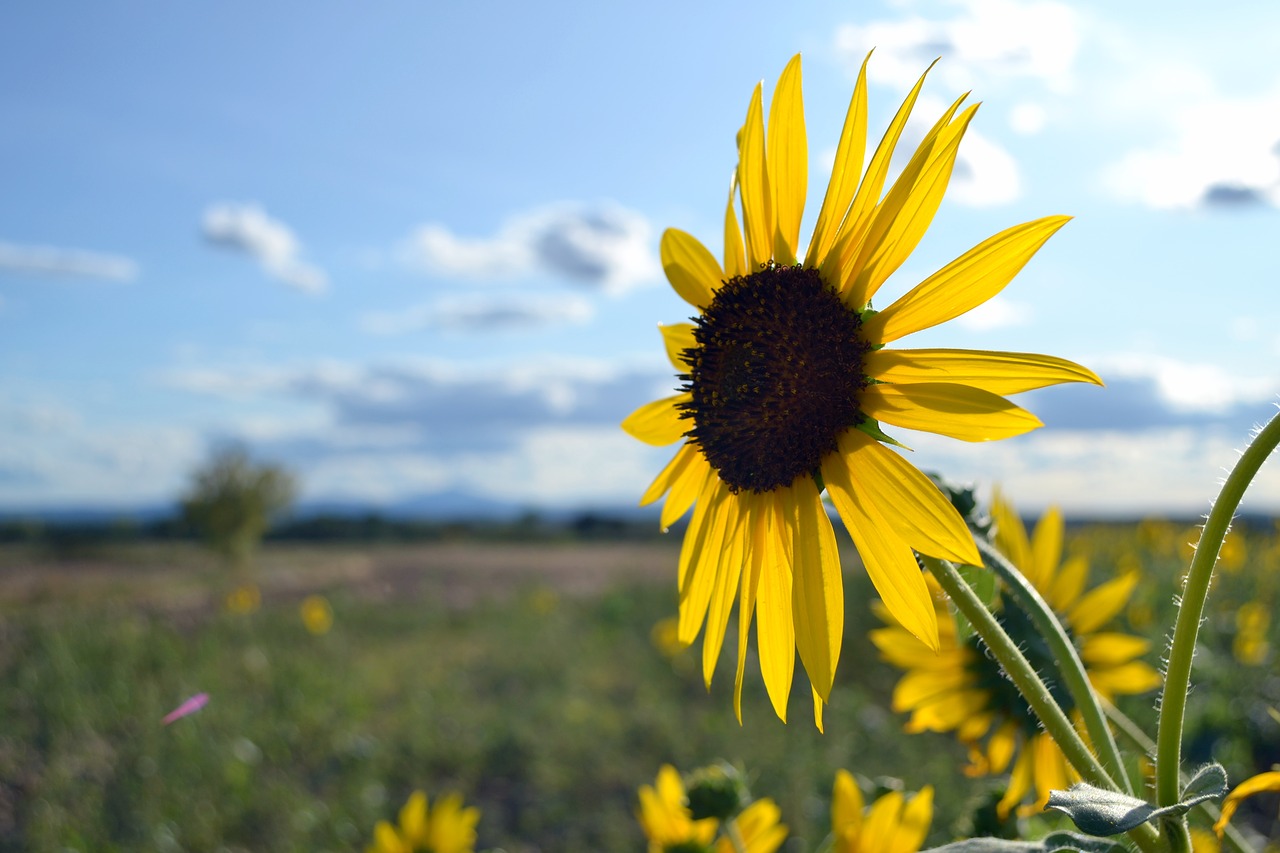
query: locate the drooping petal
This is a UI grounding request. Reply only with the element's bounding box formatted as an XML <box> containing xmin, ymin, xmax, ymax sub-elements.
<box><xmin>1066</xmin><ymin>571</ymin><xmax>1139</xmax><ymax>635</ymax></box>
<box><xmin>676</xmin><ymin>474</ymin><xmax>720</xmax><ymax>613</ymax></box>
<box><xmin>1214</xmin><ymin>771</ymin><xmax>1280</xmax><ymax>838</ymax></box>
<box><xmin>738</xmin><ymin>82</ymin><xmax>774</xmax><ymax>269</ymax></box>
<box><xmin>991</xmin><ymin>489</ymin><xmax>1032</xmax><ymax>576</ymax></box>
<box><xmin>767</xmin><ymin>54</ymin><xmax>806</xmax><ymax>264</ymax></box>
<box><xmin>987</xmin><ymin>722</ymin><xmax>1019</xmax><ymax>774</ymax></box>
<box><xmin>724</xmin><ymin>174</ymin><xmax>747</xmax><ymax>279</ymax></box>
<box><xmin>1087</xmin><ymin>660</ymin><xmax>1163</xmax><ymax>696</ymax></box>
<box><xmin>789</xmin><ymin>477</ymin><xmax>844</xmax><ymax>702</ymax></box>
<box><xmin>861</xmin><ymin>382</ymin><xmax>1042</xmax><ymax>441</ymax></box>
<box><xmin>823</xmin><ymin>450</ymin><xmax>939</xmax><ymax>650</ymax></box>
<box><xmin>863</xmin><ymin>215</ymin><xmax>1071</xmax><ymax>344</ymax></box>
<box><xmin>659</xmin><ymin>323</ymin><xmax>697</xmax><ymax>371</ymax></box>
<box><xmin>621</xmin><ymin>394</ymin><xmax>691</xmax><ymax>446</ymax></box>
<box><xmin>864</xmin><ymin>348</ymin><xmax>1103</xmax><ymax>394</ymax></box>
<box><xmin>806</xmin><ymin>52</ymin><xmax>869</xmax><ymax>269</ymax></box>
<box><xmin>734</xmin><ymin>494</ymin><xmax>765</xmax><ymax>723</ymax></box>
<box><xmin>845</xmin><ymin>98</ymin><xmax>976</xmax><ymax>308</ymax></box>
<box><xmin>702</xmin><ymin>498</ymin><xmax>748</xmax><ymax>686</ymax></box>
<box><xmin>756</xmin><ymin>491</ymin><xmax>796</xmax><ymax>721</ymax></box>
<box><xmin>835</xmin><ymin>429</ymin><xmax>981</xmax><ymax>565</ymax></box>
<box><xmin>662</xmin><ymin>452</ymin><xmax>713</xmax><ymax>534</ymax></box>
<box><xmin>678</xmin><ymin>481</ymin><xmax>738</xmax><ymax>644</ymax></box>
<box><xmin>640</xmin><ymin>443</ymin><xmax>693</xmax><ymax>507</ymax></box>
<box><xmin>660</xmin><ymin>228</ymin><xmax>722</xmax><ymax>309</ymax></box>
<box><xmin>863</xmin><ymin>790</ymin><xmax>904</xmax><ymax>847</ymax></box>
<box><xmin>998</xmin><ymin>747</ymin><xmax>1035</xmax><ymax>818</ymax></box>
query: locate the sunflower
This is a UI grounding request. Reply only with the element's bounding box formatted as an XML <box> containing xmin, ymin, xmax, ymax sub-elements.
<box><xmin>870</xmin><ymin>493</ymin><xmax>1162</xmax><ymax>816</ymax></box>
<box><xmin>636</xmin><ymin>765</ymin><xmax>786</xmax><ymax>853</ymax></box>
<box><xmin>365</xmin><ymin>790</ymin><xmax>480</xmax><ymax>853</ymax></box>
<box><xmin>831</xmin><ymin>770</ymin><xmax>932</xmax><ymax>853</ymax></box>
<box><xmin>622</xmin><ymin>52</ymin><xmax>1100</xmax><ymax>725</ymax></box>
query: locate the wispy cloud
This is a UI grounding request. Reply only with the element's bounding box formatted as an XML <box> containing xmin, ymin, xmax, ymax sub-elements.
<box><xmin>834</xmin><ymin>0</ymin><xmax>1081</xmax><ymax>94</ymax></box>
<box><xmin>402</xmin><ymin>202</ymin><xmax>661</xmax><ymax>295</ymax></box>
<box><xmin>202</xmin><ymin>203</ymin><xmax>328</xmax><ymax>294</ymax></box>
<box><xmin>360</xmin><ymin>294</ymin><xmax>594</xmax><ymax>336</ymax></box>
<box><xmin>0</xmin><ymin>241</ymin><xmax>138</xmax><ymax>281</ymax></box>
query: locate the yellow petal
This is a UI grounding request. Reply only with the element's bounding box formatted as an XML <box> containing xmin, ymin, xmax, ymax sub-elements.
<box><xmin>662</xmin><ymin>453</ymin><xmax>713</xmax><ymax>532</ymax></box>
<box><xmin>863</xmin><ymin>790</ymin><xmax>904</xmax><ymax>847</ymax></box>
<box><xmin>640</xmin><ymin>443</ymin><xmax>693</xmax><ymax>507</ymax></box>
<box><xmin>991</xmin><ymin>489</ymin><xmax>1032</xmax><ymax>576</ymax></box>
<box><xmin>399</xmin><ymin>791</ymin><xmax>428</xmax><ymax>842</ymax></box>
<box><xmin>845</xmin><ymin>97</ymin><xmax>976</xmax><ymax>308</ymax></box>
<box><xmin>738</xmin><ymin>82</ymin><xmax>774</xmax><ymax>269</ymax></box>
<box><xmin>702</xmin><ymin>498</ymin><xmax>747</xmax><ymax>687</ymax></box>
<box><xmin>820</xmin><ymin>61</ymin><xmax>936</xmax><ymax>292</ymax></box>
<box><xmin>864</xmin><ymin>348</ymin><xmax>1103</xmax><ymax>394</ymax></box>
<box><xmin>1066</xmin><ymin>571</ymin><xmax>1139</xmax><ymax>635</ymax></box>
<box><xmin>806</xmin><ymin>52</ymin><xmax>869</xmax><ymax>269</ymax></box>
<box><xmin>767</xmin><ymin>54</ymin><xmax>806</xmax><ymax>264</ymax></box>
<box><xmin>734</xmin><ymin>494</ymin><xmax>765</xmax><ymax>723</ymax></box>
<box><xmin>888</xmin><ymin>787</ymin><xmax>933</xmax><ymax>853</ymax></box>
<box><xmin>836</xmin><ymin>429</ymin><xmax>982</xmax><ymax>565</ymax></box>
<box><xmin>864</xmin><ymin>215</ymin><xmax>1071</xmax><ymax>344</ymax></box>
<box><xmin>621</xmin><ymin>394</ymin><xmax>691</xmax><ymax>446</ymax></box>
<box><xmin>677</xmin><ymin>474</ymin><xmax>720</xmax><ymax>611</ymax></box>
<box><xmin>892</xmin><ymin>667</ymin><xmax>972</xmax><ymax>712</ymax></box>
<box><xmin>1029</xmin><ymin>505</ymin><xmax>1064</xmax><ymax>591</ymax></box>
<box><xmin>1215</xmin><ymin>771</ymin><xmax>1280</xmax><ymax>837</ymax></box>
<box><xmin>789</xmin><ymin>477</ymin><xmax>844</xmax><ymax>702</ymax></box>
<box><xmin>756</xmin><ymin>490</ymin><xmax>795</xmax><ymax>721</ymax></box>
<box><xmin>724</xmin><ymin>174</ymin><xmax>747</xmax><ymax>279</ymax></box>
<box><xmin>1088</xmin><ymin>660</ymin><xmax>1163</xmax><ymax>696</ymax></box>
<box><xmin>661</xmin><ymin>228</ymin><xmax>722</xmax><ymax>309</ymax></box>
<box><xmin>823</xmin><ymin>449</ymin><xmax>939</xmax><ymax>651</ymax></box>
<box><xmin>831</xmin><ymin>769</ymin><xmax>864</xmax><ymax>837</ymax></box>
<box><xmin>1032</xmin><ymin>733</ymin><xmax>1069</xmax><ymax>810</ymax></box>
<box><xmin>1080</xmin><ymin>632</ymin><xmax>1151</xmax><ymax>667</ymax></box>
<box><xmin>862</xmin><ymin>382</ymin><xmax>1042</xmax><ymax>441</ymax></box>
<box><xmin>998</xmin><ymin>747</ymin><xmax>1035</xmax><ymax>818</ymax></box>
<box><xmin>659</xmin><ymin>323</ymin><xmax>697</xmax><ymax>371</ymax></box>
<box><xmin>1047</xmin><ymin>553</ymin><xmax>1089</xmax><ymax>612</ymax></box>
<box><xmin>871</xmin><ymin>626</ymin><xmax>962</xmax><ymax>670</ymax></box>
<box><xmin>679</xmin><ymin>481</ymin><xmax>738</xmax><ymax>645</ymax></box>
<box><xmin>987</xmin><ymin>722</ymin><xmax>1019</xmax><ymax>774</ymax></box>
<box><xmin>813</xmin><ymin>682</ymin><xmax>825</xmax><ymax>733</ymax></box>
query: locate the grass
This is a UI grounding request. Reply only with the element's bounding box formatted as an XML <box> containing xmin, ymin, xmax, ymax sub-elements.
<box><xmin>0</xmin><ymin>523</ymin><xmax>1277</xmax><ymax>851</ymax></box>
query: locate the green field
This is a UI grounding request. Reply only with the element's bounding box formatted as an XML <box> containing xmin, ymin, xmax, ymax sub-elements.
<box><xmin>1</xmin><ymin>522</ymin><xmax>1277</xmax><ymax>851</ymax></box>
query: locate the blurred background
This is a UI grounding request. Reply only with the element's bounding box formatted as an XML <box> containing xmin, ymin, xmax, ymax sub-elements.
<box><xmin>3</xmin><ymin>2</ymin><xmax>1280</xmax><ymax>851</ymax></box>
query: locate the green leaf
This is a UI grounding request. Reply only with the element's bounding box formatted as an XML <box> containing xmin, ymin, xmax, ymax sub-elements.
<box><xmin>1045</xmin><ymin>764</ymin><xmax>1228</xmax><ymax>836</ymax></box>
<box><xmin>920</xmin><ymin>832</ymin><xmax>1128</xmax><ymax>852</ymax></box>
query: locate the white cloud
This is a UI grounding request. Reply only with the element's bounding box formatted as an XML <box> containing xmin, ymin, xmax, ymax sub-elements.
<box><xmin>955</xmin><ymin>295</ymin><xmax>1031</xmax><ymax>331</ymax></box>
<box><xmin>1092</xmin><ymin>354</ymin><xmax>1280</xmax><ymax>413</ymax></box>
<box><xmin>950</xmin><ymin>126</ymin><xmax>1021</xmax><ymax>206</ymax></box>
<box><xmin>1008</xmin><ymin>102</ymin><xmax>1047</xmax><ymax>135</ymax></box>
<box><xmin>360</xmin><ymin>294</ymin><xmax>594</xmax><ymax>336</ymax></box>
<box><xmin>834</xmin><ymin>0</ymin><xmax>1081</xmax><ymax>94</ymax></box>
<box><xmin>0</xmin><ymin>241</ymin><xmax>138</xmax><ymax>281</ymax></box>
<box><xmin>202</xmin><ymin>203</ymin><xmax>328</xmax><ymax>294</ymax></box>
<box><xmin>402</xmin><ymin>202</ymin><xmax>661</xmax><ymax>295</ymax></box>
<box><xmin>1101</xmin><ymin>88</ymin><xmax>1280</xmax><ymax>210</ymax></box>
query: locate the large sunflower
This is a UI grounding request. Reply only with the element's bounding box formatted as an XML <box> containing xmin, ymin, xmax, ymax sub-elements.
<box><xmin>831</xmin><ymin>770</ymin><xmax>933</xmax><ymax>853</ymax></box>
<box><xmin>870</xmin><ymin>493</ymin><xmax>1162</xmax><ymax>816</ymax></box>
<box><xmin>622</xmin><ymin>53</ymin><xmax>1100</xmax><ymax>725</ymax></box>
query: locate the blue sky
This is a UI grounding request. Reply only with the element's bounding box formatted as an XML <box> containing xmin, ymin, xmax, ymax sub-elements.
<box><xmin>4</xmin><ymin>0</ymin><xmax>1280</xmax><ymax>516</ymax></box>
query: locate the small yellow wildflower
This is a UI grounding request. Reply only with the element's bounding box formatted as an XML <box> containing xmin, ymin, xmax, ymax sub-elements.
<box><xmin>300</xmin><ymin>594</ymin><xmax>333</xmax><ymax>635</ymax></box>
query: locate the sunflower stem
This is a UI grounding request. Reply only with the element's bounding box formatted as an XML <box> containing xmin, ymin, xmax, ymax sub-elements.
<box><xmin>975</xmin><ymin>537</ymin><xmax>1134</xmax><ymax>796</ymax></box>
<box><xmin>1102</xmin><ymin>698</ymin><xmax>1255</xmax><ymax>853</ymax></box>
<box><xmin>922</xmin><ymin>556</ymin><xmax>1162</xmax><ymax>853</ymax></box>
<box><xmin>1155</xmin><ymin>410</ymin><xmax>1280</xmax><ymax>813</ymax></box>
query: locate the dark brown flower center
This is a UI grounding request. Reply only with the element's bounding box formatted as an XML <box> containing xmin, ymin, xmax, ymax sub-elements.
<box><xmin>678</xmin><ymin>263</ymin><xmax>872</xmax><ymax>493</ymax></box>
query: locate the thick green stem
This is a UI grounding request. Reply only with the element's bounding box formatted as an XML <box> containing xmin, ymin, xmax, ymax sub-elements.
<box><xmin>922</xmin><ymin>556</ymin><xmax>1162</xmax><ymax>853</ymax></box>
<box><xmin>975</xmin><ymin>537</ymin><xmax>1134</xmax><ymax>796</ymax></box>
<box><xmin>1103</xmin><ymin>699</ymin><xmax>1254</xmax><ymax>853</ymax></box>
<box><xmin>1156</xmin><ymin>411</ymin><xmax>1280</xmax><ymax>810</ymax></box>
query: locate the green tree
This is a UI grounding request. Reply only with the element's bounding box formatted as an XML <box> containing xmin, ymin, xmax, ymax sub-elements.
<box><xmin>181</xmin><ymin>444</ymin><xmax>297</xmax><ymax>571</ymax></box>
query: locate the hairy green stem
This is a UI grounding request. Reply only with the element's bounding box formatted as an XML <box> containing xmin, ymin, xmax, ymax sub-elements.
<box><xmin>1103</xmin><ymin>699</ymin><xmax>1254</xmax><ymax>853</ymax></box>
<box><xmin>1156</xmin><ymin>411</ymin><xmax>1280</xmax><ymax>811</ymax></box>
<box><xmin>975</xmin><ymin>537</ymin><xmax>1134</xmax><ymax>795</ymax></box>
<box><xmin>922</xmin><ymin>556</ymin><xmax>1161</xmax><ymax>853</ymax></box>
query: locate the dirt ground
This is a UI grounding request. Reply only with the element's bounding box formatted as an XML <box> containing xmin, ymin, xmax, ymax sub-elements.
<box><xmin>0</xmin><ymin>539</ymin><xmax>685</xmax><ymax>614</ymax></box>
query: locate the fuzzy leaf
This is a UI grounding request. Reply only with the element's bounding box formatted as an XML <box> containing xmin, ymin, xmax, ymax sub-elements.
<box><xmin>1045</xmin><ymin>764</ymin><xmax>1227</xmax><ymax>836</ymax></box>
<box><xmin>921</xmin><ymin>832</ymin><xmax>1128</xmax><ymax>852</ymax></box>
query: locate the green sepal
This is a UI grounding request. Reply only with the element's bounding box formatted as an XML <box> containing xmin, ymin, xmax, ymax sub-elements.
<box><xmin>920</xmin><ymin>832</ymin><xmax>1127</xmax><ymax>852</ymax></box>
<box><xmin>855</xmin><ymin>418</ymin><xmax>911</xmax><ymax>450</ymax></box>
<box><xmin>1044</xmin><ymin>763</ymin><xmax>1227</xmax><ymax>836</ymax></box>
